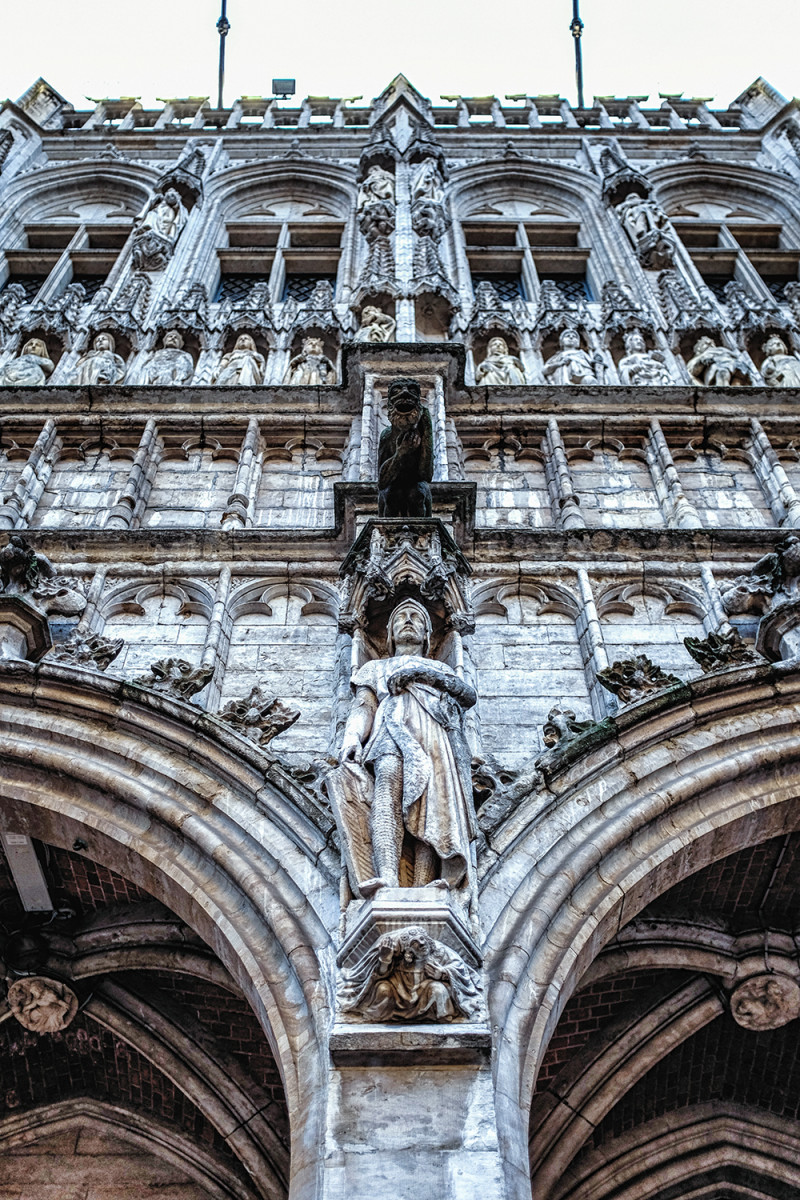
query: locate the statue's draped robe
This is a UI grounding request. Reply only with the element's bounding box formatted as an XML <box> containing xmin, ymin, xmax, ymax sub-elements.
<box><xmin>330</xmin><ymin>654</ymin><xmax>475</xmax><ymax>893</ymax></box>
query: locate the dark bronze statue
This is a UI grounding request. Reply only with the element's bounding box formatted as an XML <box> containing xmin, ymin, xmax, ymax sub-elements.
<box><xmin>377</xmin><ymin>378</ymin><xmax>434</xmax><ymax>518</ymax></box>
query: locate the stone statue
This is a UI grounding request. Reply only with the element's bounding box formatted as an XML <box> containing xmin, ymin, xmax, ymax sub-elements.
<box><xmin>0</xmin><ymin>338</ymin><xmax>55</xmax><ymax>386</ymax></box>
<box><xmin>327</xmin><ymin>599</ymin><xmax>478</xmax><ymax>911</ymax></box>
<box><xmin>141</xmin><ymin>188</ymin><xmax>187</xmax><ymax>241</ymax></box>
<box><xmin>730</xmin><ymin>973</ymin><xmax>800</xmax><ymax>1030</ymax></box>
<box><xmin>616</xmin><ymin>192</ymin><xmax>676</xmax><ymax>269</ymax></box>
<box><xmin>340</xmin><ymin>926</ymin><xmax>482</xmax><ymax>1022</ymax></box>
<box><xmin>358</xmin><ymin>164</ymin><xmax>395</xmax><ymax>211</ymax></box>
<box><xmin>617</xmin><ymin>329</ymin><xmax>673</xmax><ymax>386</ymax></box>
<box><xmin>760</xmin><ymin>334</ymin><xmax>800</xmax><ymax>388</ymax></box>
<box><xmin>686</xmin><ymin>336</ymin><xmax>752</xmax><ymax>387</ymax></box>
<box><xmin>7</xmin><ymin>976</ymin><xmax>79</xmax><ymax>1033</ymax></box>
<box><xmin>212</xmin><ymin>334</ymin><xmax>266</xmax><ymax>386</ymax></box>
<box><xmin>412</xmin><ymin>157</ymin><xmax>444</xmax><ymax>205</ymax></box>
<box><xmin>354</xmin><ymin>304</ymin><xmax>396</xmax><ymax>344</ymax></box>
<box><xmin>141</xmin><ymin>329</ymin><xmax>195</xmax><ymax>385</ymax></box>
<box><xmin>71</xmin><ymin>332</ymin><xmax>126</xmax><ymax>386</ymax></box>
<box><xmin>542</xmin><ymin>328</ymin><xmax>599</xmax><ymax>386</ymax></box>
<box><xmin>377</xmin><ymin>378</ymin><xmax>434</xmax><ymax>518</ymax></box>
<box><xmin>284</xmin><ymin>336</ymin><xmax>336</xmax><ymax>385</ymax></box>
<box><xmin>475</xmin><ymin>336</ymin><xmax>526</xmax><ymax>386</ymax></box>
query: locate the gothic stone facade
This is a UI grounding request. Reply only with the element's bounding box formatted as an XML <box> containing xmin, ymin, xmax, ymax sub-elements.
<box><xmin>0</xmin><ymin>72</ymin><xmax>799</xmax><ymax>1200</ymax></box>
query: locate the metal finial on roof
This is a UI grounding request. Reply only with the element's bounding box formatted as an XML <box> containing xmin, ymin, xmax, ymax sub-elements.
<box><xmin>570</xmin><ymin>0</ymin><xmax>585</xmax><ymax>110</ymax></box>
<box><xmin>216</xmin><ymin>0</ymin><xmax>230</xmax><ymax>110</ymax></box>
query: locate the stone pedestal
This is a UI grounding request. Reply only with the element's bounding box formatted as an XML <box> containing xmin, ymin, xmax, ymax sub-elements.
<box><xmin>0</xmin><ymin>595</ymin><xmax>51</xmax><ymax>661</ymax></box>
<box><xmin>339</xmin><ymin>887</ymin><xmax>482</xmax><ymax>969</ymax></box>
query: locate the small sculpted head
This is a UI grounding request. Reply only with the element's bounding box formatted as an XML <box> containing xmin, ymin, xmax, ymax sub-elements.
<box><xmin>361</xmin><ymin>305</ymin><xmax>381</xmax><ymax>325</ymax></box>
<box><xmin>387</xmin><ymin>598</ymin><xmax>432</xmax><ymax>657</ymax></box>
<box><xmin>162</xmin><ymin>329</ymin><xmax>184</xmax><ymax>350</ymax></box>
<box><xmin>303</xmin><ymin>336</ymin><xmax>324</xmax><ymax>356</ymax></box>
<box><xmin>93</xmin><ymin>332</ymin><xmax>115</xmax><ymax>353</ymax></box>
<box><xmin>693</xmin><ymin>335</ymin><xmax>715</xmax><ymax>355</ymax></box>
<box><xmin>234</xmin><ymin>334</ymin><xmax>257</xmax><ymax>353</ymax></box>
<box><xmin>487</xmin><ymin>336</ymin><xmax>510</xmax><ymax>357</ymax></box>
<box><xmin>763</xmin><ymin>334</ymin><xmax>788</xmax><ymax>357</ymax></box>
<box><xmin>387</xmin><ymin>377</ymin><xmax>422</xmax><ymax>430</ymax></box>
<box><xmin>163</xmin><ymin>188</ymin><xmax>182</xmax><ymax>208</ymax></box>
<box><xmin>559</xmin><ymin>328</ymin><xmax>581</xmax><ymax>350</ymax></box>
<box><xmin>624</xmin><ymin>329</ymin><xmax>647</xmax><ymax>354</ymax></box>
<box><xmin>21</xmin><ymin>338</ymin><xmax>48</xmax><ymax>359</ymax></box>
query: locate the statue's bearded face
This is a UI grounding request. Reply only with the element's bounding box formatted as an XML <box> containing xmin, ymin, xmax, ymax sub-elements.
<box><xmin>387</xmin><ymin>379</ymin><xmax>422</xmax><ymax>430</ymax></box>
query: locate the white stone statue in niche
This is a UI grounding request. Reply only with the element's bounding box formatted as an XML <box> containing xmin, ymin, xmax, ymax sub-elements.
<box><xmin>475</xmin><ymin>336</ymin><xmax>526</xmax><ymax>386</ymax></box>
<box><xmin>140</xmin><ymin>187</ymin><xmax>187</xmax><ymax>243</ymax></box>
<box><xmin>615</xmin><ymin>192</ymin><xmax>676</xmax><ymax>269</ymax></box>
<box><xmin>617</xmin><ymin>329</ymin><xmax>674</xmax><ymax>386</ymax></box>
<box><xmin>212</xmin><ymin>333</ymin><xmax>266</xmax><ymax>386</ymax></box>
<box><xmin>71</xmin><ymin>332</ymin><xmax>126</xmax><ymax>385</ymax></box>
<box><xmin>0</xmin><ymin>338</ymin><xmax>54</xmax><ymax>386</ymax></box>
<box><xmin>358</xmin><ymin>164</ymin><xmax>395</xmax><ymax>210</ymax></box>
<box><xmin>328</xmin><ymin>598</ymin><xmax>478</xmax><ymax>915</ymax></box>
<box><xmin>141</xmin><ymin>329</ymin><xmax>195</xmax><ymax>385</ymax></box>
<box><xmin>760</xmin><ymin>334</ymin><xmax>800</xmax><ymax>387</ymax></box>
<box><xmin>542</xmin><ymin>328</ymin><xmax>599</xmax><ymax>386</ymax></box>
<box><xmin>354</xmin><ymin>304</ymin><xmax>396</xmax><ymax>343</ymax></box>
<box><xmin>686</xmin><ymin>336</ymin><xmax>752</xmax><ymax>387</ymax></box>
<box><xmin>284</xmin><ymin>336</ymin><xmax>336</xmax><ymax>385</ymax></box>
<box><xmin>412</xmin><ymin>157</ymin><xmax>444</xmax><ymax>205</ymax></box>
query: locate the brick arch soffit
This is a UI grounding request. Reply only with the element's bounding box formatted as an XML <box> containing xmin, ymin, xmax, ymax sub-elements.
<box><xmin>0</xmin><ymin>1096</ymin><xmax>259</xmax><ymax>1200</ymax></box>
<box><xmin>551</xmin><ymin>1102</ymin><xmax>800</xmax><ymax>1200</ymax></box>
<box><xmin>0</xmin><ymin>662</ymin><xmax>340</xmax><ymax>1133</ymax></box>
<box><xmin>0</xmin><ymin>161</ymin><xmax>158</xmax><ymax>224</ymax></box>
<box><xmin>479</xmin><ymin>665</ymin><xmax>800</xmax><ymax>1153</ymax></box>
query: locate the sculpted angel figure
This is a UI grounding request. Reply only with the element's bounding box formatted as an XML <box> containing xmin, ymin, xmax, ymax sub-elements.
<box><xmin>0</xmin><ymin>338</ymin><xmax>55</xmax><ymax>386</ymax></box>
<box><xmin>212</xmin><ymin>333</ymin><xmax>265</xmax><ymax>386</ymax></box>
<box><xmin>71</xmin><ymin>332</ymin><xmax>126</xmax><ymax>386</ymax></box>
<box><xmin>617</xmin><ymin>329</ymin><xmax>673</xmax><ymax>386</ymax></box>
<box><xmin>141</xmin><ymin>329</ymin><xmax>194</xmax><ymax>385</ymax></box>
<box><xmin>475</xmin><ymin>336</ymin><xmax>526</xmax><ymax>386</ymax></box>
<box><xmin>354</xmin><ymin>304</ymin><xmax>396</xmax><ymax>344</ymax></box>
<box><xmin>542</xmin><ymin>328</ymin><xmax>599</xmax><ymax>386</ymax></box>
<box><xmin>326</xmin><ymin>599</ymin><xmax>478</xmax><ymax>920</ymax></box>
<box><xmin>760</xmin><ymin>334</ymin><xmax>800</xmax><ymax>388</ymax></box>
<box><xmin>686</xmin><ymin>336</ymin><xmax>751</xmax><ymax>387</ymax></box>
<box><xmin>284</xmin><ymin>336</ymin><xmax>336</xmax><ymax>385</ymax></box>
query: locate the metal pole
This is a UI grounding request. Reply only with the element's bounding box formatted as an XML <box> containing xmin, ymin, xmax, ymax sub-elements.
<box><xmin>570</xmin><ymin>0</ymin><xmax>585</xmax><ymax>110</ymax></box>
<box><xmin>217</xmin><ymin>0</ymin><xmax>230</xmax><ymax>110</ymax></box>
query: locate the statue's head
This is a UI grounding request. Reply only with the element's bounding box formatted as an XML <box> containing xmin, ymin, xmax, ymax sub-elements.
<box><xmin>387</xmin><ymin>598</ymin><xmax>432</xmax><ymax>657</ymax></box>
<box><xmin>763</xmin><ymin>334</ymin><xmax>788</xmax><ymax>357</ymax></box>
<box><xmin>387</xmin><ymin>378</ymin><xmax>422</xmax><ymax>430</ymax></box>
<box><xmin>361</xmin><ymin>305</ymin><xmax>381</xmax><ymax>324</ymax></box>
<box><xmin>559</xmin><ymin>328</ymin><xmax>581</xmax><ymax>350</ymax></box>
<box><xmin>623</xmin><ymin>191</ymin><xmax>642</xmax><ymax>205</ymax></box>
<box><xmin>21</xmin><ymin>338</ymin><xmax>48</xmax><ymax>358</ymax></box>
<box><xmin>163</xmin><ymin>188</ymin><xmax>181</xmax><ymax>208</ymax></box>
<box><xmin>234</xmin><ymin>334</ymin><xmax>257</xmax><ymax>353</ymax></box>
<box><xmin>303</xmin><ymin>336</ymin><xmax>324</xmax><ymax>355</ymax></box>
<box><xmin>693</xmin><ymin>336</ymin><xmax>715</xmax><ymax>354</ymax></box>
<box><xmin>162</xmin><ymin>329</ymin><xmax>184</xmax><ymax>349</ymax></box>
<box><xmin>93</xmin><ymin>332</ymin><xmax>115</xmax><ymax>353</ymax></box>
<box><xmin>623</xmin><ymin>329</ymin><xmax>646</xmax><ymax>354</ymax></box>
<box><xmin>487</xmin><ymin>336</ymin><xmax>509</xmax><ymax>357</ymax></box>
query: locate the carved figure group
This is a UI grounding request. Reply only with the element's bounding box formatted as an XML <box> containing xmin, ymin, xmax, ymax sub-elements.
<box><xmin>0</xmin><ymin>338</ymin><xmax>55</xmax><ymax>386</ymax></box>
<box><xmin>376</xmin><ymin>378</ymin><xmax>434</xmax><ymax>518</ymax></box>
<box><xmin>284</xmin><ymin>336</ymin><xmax>336</xmax><ymax>385</ymax></box>
<box><xmin>686</xmin><ymin>336</ymin><xmax>751</xmax><ymax>387</ymax></box>
<box><xmin>7</xmin><ymin>976</ymin><xmax>78</xmax><ymax>1033</ymax></box>
<box><xmin>212</xmin><ymin>334</ymin><xmax>266</xmax><ymax>386</ymax></box>
<box><xmin>616</xmin><ymin>192</ymin><xmax>676</xmax><ymax>269</ymax></box>
<box><xmin>543</xmin><ymin>328</ymin><xmax>599</xmax><ymax>386</ymax></box>
<box><xmin>327</xmin><ymin>599</ymin><xmax>478</xmax><ymax>917</ymax></box>
<box><xmin>475</xmin><ymin>336</ymin><xmax>526</xmax><ymax>386</ymax></box>
<box><xmin>72</xmin><ymin>332</ymin><xmax>126</xmax><ymax>386</ymax></box>
<box><xmin>617</xmin><ymin>329</ymin><xmax>673</xmax><ymax>386</ymax></box>
<box><xmin>132</xmin><ymin>187</ymin><xmax>188</xmax><ymax>271</ymax></box>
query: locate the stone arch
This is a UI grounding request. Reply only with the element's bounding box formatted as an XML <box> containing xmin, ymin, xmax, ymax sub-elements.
<box><xmin>0</xmin><ymin>1096</ymin><xmax>258</xmax><ymax>1200</ymax></box>
<box><xmin>209</xmin><ymin>163</ymin><xmax>357</xmax><ymax>223</ymax></box>
<box><xmin>0</xmin><ymin>162</ymin><xmax>155</xmax><ymax>233</ymax></box>
<box><xmin>479</xmin><ymin>666</ymin><xmax>800</xmax><ymax>1199</ymax></box>
<box><xmin>0</xmin><ymin>661</ymin><xmax>339</xmax><ymax>1199</ymax></box>
<box><xmin>648</xmin><ymin>162</ymin><xmax>800</xmax><ymax>237</ymax></box>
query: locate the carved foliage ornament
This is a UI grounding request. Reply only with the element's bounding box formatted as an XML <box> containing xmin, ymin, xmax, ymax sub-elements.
<box><xmin>0</xmin><ymin>535</ymin><xmax>86</xmax><ymax>617</ymax></box>
<box><xmin>217</xmin><ymin>686</ymin><xmax>300</xmax><ymax>747</ymax></box>
<box><xmin>597</xmin><ymin>654</ymin><xmax>682</xmax><ymax>704</ymax></box>
<box><xmin>683</xmin><ymin>627</ymin><xmax>762</xmax><ymax>672</ymax></box>
<box><xmin>339</xmin><ymin>926</ymin><xmax>482</xmax><ymax>1023</ymax></box>
<box><xmin>135</xmin><ymin>657</ymin><xmax>214</xmax><ymax>701</ymax></box>
<box><xmin>48</xmin><ymin>631</ymin><xmax>124</xmax><ymax>673</ymax></box>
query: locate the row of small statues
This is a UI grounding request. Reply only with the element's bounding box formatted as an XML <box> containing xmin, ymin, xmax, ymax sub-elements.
<box><xmin>475</xmin><ymin>330</ymin><xmax>800</xmax><ymax>388</ymax></box>
<box><xmin>0</xmin><ymin>332</ymin><xmax>338</xmax><ymax>388</ymax></box>
<box><xmin>3</xmin><ymin>326</ymin><xmax>800</xmax><ymax>390</ymax></box>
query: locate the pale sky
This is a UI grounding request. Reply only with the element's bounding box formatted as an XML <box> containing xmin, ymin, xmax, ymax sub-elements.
<box><xmin>2</xmin><ymin>0</ymin><xmax>797</xmax><ymax>113</ymax></box>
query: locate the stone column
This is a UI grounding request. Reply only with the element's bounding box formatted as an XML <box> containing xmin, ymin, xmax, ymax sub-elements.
<box><xmin>200</xmin><ymin>566</ymin><xmax>232</xmax><ymax>710</ymax></box>
<box><xmin>0</xmin><ymin>419</ymin><xmax>59</xmax><ymax>529</ymax></box>
<box><xmin>544</xmin><ymin>419</ymin><xmax>585</xmax><ymax>530</ymax></box>
<box><xmin>106</xmin><ymin>418</ymin><xmax>160</xmax><ymax>529</ymax></box>
<box><xmin>358</xmin><ymin>374</ymin><xmax>379</xmax><ymax>481</ymax></box>
<box><xmin>432</xmin><ymin>376</ymin><xmax>449</xmax><ymax>482</ymax></box>
<box><xmin>393</xmin><ymin>161</ymin><xmax>416</xmax><ymax>342</ymax></box>
<box><xmin>700</xmin><ymin>564</ymin><xmax>730</xmax><ymax>634</ymax></box>
<box><xmin>646</xmin><ymin>419</ymin><xmax>703</xmax><ymax>529</ymax></box>
<box><xmin>222</xmin><ymin>417</ymin><xmax>262</xmax><ymax>529</ymax></box>
<box><xmin>576</xmin><ymin>567</ymin><xmax>612</xmax><ymax>718</ymax></box>
<box><xmin>747</xmin><ymin>418</ymin><xmax>800</xmax><ymax>529</ymax></box>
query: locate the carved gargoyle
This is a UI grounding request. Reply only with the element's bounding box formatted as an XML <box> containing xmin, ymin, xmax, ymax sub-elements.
<box><xmin>721</xmin><ymin>536</ymin><xmax>800</xmax><ymax>615</ymax></box>
<box><xmin>542</xmin><ymin>704</ymin><xmax>596</xmax><ymax>749</ymax></box>
<box><xmin>377</xmin><ymin>379</ymin><xmax>434</xmax><ymax>518</ymax></box>
<box><xmin>683</xmin><ymin>627</ymin><xmax>762</xmax><ymax>672</ymax></box>
<box><xmin>0</xmin><ymin>535</ymin><xmax>86</xmax><ymax>616</ymax></box>
<box><xmin>48</xmin><ymin>631</ymin><xmax>124</xmax><ymax>673</ymax></box>
<box><xmin>339</xmin><ymin>926</ymin><xmax>482</xmax><ymax>1023</ymax></box>
<box><xmin>596</xmin><ymin>655</ymin><xmax>682</xmax><ymax>705</ymax></box>
<box><xmin>216</xmin><ymin>686</ymin><xmax>300</xmax><ymax>747</ymax></box>
<box><xmin>135</xmin><ymin>657</ymin><xmax>214</xmax><ymax>701</ymax></box>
